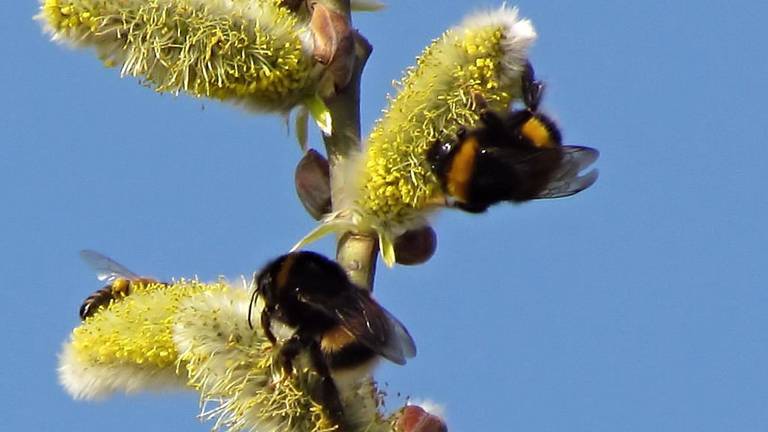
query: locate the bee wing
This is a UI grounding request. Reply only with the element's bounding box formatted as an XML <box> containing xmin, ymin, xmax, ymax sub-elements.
<box><xmin>330</xmin><ymin>290</ymin><xmax>416</xmax><ymax>365</ymax></box>
<box><xmin>379</xmin><ymin>305</ymin><xmax>417</xmax><ymax>360</ymax></box>
<box><xmin>79</xmin><ymin>249</ymin><xmax>140</xmax><ymax>283</ymax></box>
<box><xmin>534</xmin><ymin>146</ymin><xmax>599</xmax><ymax>199</ymax></box>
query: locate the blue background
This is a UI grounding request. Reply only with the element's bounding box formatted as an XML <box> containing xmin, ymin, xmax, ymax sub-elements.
<box><xmin>4</xmin><ymin>0</ymin><xmax>767</xmax><ymax>430</ymax></box>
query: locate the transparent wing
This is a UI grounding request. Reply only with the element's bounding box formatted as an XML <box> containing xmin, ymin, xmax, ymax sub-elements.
<box><xmin>381</xmin><ymin>307</ymin><xmax>417</xmax><ymax>360</ymax></box>
<box><xmin>535</xmin><ymin>146</ymin><xmax>599</xmax><ymax>199</ymax></box>
<box><xmin>79</xmin><ymin>249</ymin><xmax>140</xmax><ymax>283</ymax></box>
<box><xmin>331</xmin><ymin>291</ymin><xmax>416</xmax><ymax>365</ymax></box>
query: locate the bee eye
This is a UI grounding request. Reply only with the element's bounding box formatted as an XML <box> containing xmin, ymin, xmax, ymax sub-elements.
<box><xmin>432</xmin><ymin>142</ymin><xmax>452</xmax><ymax>159</ymax></box>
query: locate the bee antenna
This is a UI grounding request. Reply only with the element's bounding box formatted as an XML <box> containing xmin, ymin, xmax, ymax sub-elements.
<box><xmin>247</xmin><ymin>288</ymin><xmax>259</xmax><ymax>330</ymax></box>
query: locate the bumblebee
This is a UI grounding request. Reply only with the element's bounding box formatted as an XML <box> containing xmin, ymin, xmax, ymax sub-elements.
<box><xmin>78</xmin><ymin>250</ymin><xmax>163</xmax><ymax>320</ymax></box>
<box><xmin>427</xmin><ymin>62</ymin><xmax>599</xmax><ymax>213</ymax></box>
<box><xmin>248</xmin><ymin>251</ymin><xmax>416</xmax><ymax>426</ymax></box>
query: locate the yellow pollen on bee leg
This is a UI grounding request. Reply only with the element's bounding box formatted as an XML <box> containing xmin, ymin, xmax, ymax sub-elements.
<box><xmin>112</xmin><ymin>279</ymin><xmax>130</xmax><ymax>297</ymax></box>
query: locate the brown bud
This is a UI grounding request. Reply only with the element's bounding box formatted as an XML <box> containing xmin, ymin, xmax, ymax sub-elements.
<box><xmin>394</xmin><ymin>226</ymin><xmax>437</xmax><ymax>266</ymax></box>
<box><xmin>309</xmin><ymin>1</ymin><xmax>355</xmax><ymax>93</ymax></box>
<box><xmin>396</xmin><ymin>406</ymin><xmax>448</xmax><ymax>432</ymax></box>
<box><xmin>295</xmin><ymin>149</ymin><xmax>331</xmax><ymax>220</ymax></box>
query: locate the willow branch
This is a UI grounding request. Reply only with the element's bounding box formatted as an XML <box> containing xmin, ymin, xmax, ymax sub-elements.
<box><xmin>315</xmin><ymin>1</ymin><xmax>376</xmax><ymax>291</ymax></box>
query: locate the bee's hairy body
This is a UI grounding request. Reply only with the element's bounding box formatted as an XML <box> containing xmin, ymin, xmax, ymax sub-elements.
<box><xmin>251</xmin><ymin>251</ymin><xmax>416</xmax><ymax>429</ymax></box>
<box><xmin>428</xmin><ymin>62</ymin><xmax>599</xmax><ymax>213</ymax></box>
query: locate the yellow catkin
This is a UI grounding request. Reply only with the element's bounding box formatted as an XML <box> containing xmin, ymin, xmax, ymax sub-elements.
<box><xmin>69</xmin><ymin>280</ymin><xmax>223</xmax><ymax>368</ymax></box>
<box><xmin>174</xmin><ymin>287</ymin><xmax>383</xmax><ymax>432</ymax></box>
<box><xmin>37</xmin><ymin>0</ymin><xmax>318</xmax><ymax>112</ymax></box>
<box><xmin>360</xmin><ymin>25</ymin><xmax>522</xmax><ymax>227</ymax></box>
<box><xmin>291</xmin><ymin>8</ymin><xmax>535</xmax><ymax>266</ymax></box>
<box><xmin>62</xmin><ymin>278</ymin><xmax>389</xmax><ymax>431</ymax></box>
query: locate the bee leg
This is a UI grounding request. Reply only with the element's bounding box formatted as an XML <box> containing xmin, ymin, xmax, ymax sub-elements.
<box><xmin>522</xmin><ymin>61</ymin><xmax>544</xmax><ymax>111</ymax></box>
<box><xmin>275</xmin><ymin>334</ymin><xmax>346</xmax><ymax>428</ymax></box>
<box><xmin>522</xmin><ymin>61</ymin><xmax>535</xmax><ymax>88</ymax></box>
<box><xmin>479</xmin><ymin>110</ymin><xmax>506</xmax><ymax>132</ymax></box>
<box><xmin>471</xmin><ymin>91</ymin><xmax>489</xmax><ymax>112</ymax></box>
<box><xmin>277</xmin><ymin>332</ymin><xmax>310</xmax><ymax>376</ymax></box>
<box><xmin>261</xmin><ymin>310</ymin><xmax>277</xmax><ymax>345</ymax></box>
<box><xmin>307</xmin><ymin>339</ymin><xmax>346</xmax><ymax>429</ymax></box>
<box><xmin>456</xmin><ymin>126</ymin><xmax>467</xmax><ymax>140</ymax></box>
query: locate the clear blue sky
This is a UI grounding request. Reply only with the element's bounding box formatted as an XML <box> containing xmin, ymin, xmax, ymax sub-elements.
<box><xmin>3</xmin><ymin>0</ymin><xmax>767</xmax><ymax>430</ymax></box>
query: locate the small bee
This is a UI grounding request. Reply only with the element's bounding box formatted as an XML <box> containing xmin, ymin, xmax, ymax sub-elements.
<box><xmin>427</xmin><ymin>62</ymin><xmax>599</xmax><ymax>213</ymax></box>
<box><xmin>79</xmin><ymin>250</ymin><xmax>162</xmax><ymax>320</ymax></box>
<box><xmin>248</xmin><ymin>251</ymin><xmax>416</xmax><ymax>426</ymax></box>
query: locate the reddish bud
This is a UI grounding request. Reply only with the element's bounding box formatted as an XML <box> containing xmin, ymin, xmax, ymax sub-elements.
<box><xmin>394</xmin><ymin>226</ymin><xmax>437</xmax><ymax>266</ymax></box>
<box><xmin>295</xmin><ymin>149</ymin><xmax>331</xmax><ymax>220</ymax></box>
<box><xmin>396</xmin><ymin>405</ymin><xmax>448</xmax><ymax>432</ymax></box>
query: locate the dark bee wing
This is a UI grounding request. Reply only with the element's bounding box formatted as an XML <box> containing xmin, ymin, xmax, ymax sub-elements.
<box><xmin>79</xmin><ymin>249</ymin><xmax>140</xmax><ymax>283</ymax></box>
<box><xmin>534</xmin><ymin>146</ymin><xmax>599</xmax><ymax>199</ymax></box>
<box><xmin>299</xmin><ymin>288</ymin><xmax>416</xmax><ymax>365</ymax></box>
<box><xmin>333</xmin><ymin>290</ymin><xmax>416</xmax><ymax>365</ymax></box>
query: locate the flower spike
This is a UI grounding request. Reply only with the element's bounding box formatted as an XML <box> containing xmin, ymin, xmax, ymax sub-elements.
<box><xmin>37</xmin><ymin>0</ymin><xmax>326</xmax><ymax>115</ymax></box>
<box><xmin>296</xmin><ymin>6</ymin><xmax>537</xmax><ymax>266</ymax></box>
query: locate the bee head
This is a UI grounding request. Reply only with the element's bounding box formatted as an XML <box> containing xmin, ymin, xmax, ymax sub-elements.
<box><xmin>258</xmin><ymin>254</ymin><xmax>290</xmax><ymax>302</ymax></box>
<box><xmin>426</xmin><ymin>138</ymin><xmax>458</xmax><ymax>179</ymax></box>
<box><xmin>247</xmin><ymin>276</ymin><xmax>265</xmax><ymax>329</ymax></box>
<box><xmin>248</xmin><ymin>255</ymin><xmax>287</xmax><ymax>329</ymax></box>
